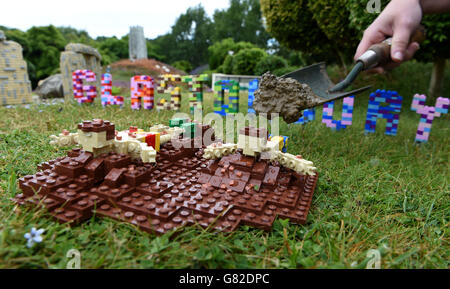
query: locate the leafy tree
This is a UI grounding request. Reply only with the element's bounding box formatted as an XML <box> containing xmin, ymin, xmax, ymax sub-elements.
<box><xmin>212</xmin><ymin>0</ymin><xmax>270</xmax><ymax>47</ymax></box>
<box><xmin>58</xmin><ymin>27</ymin><xmax>94</xmax><ymax>45</ymax></box>
<box><xmin>260</xmin><ymin>0</ymin><xmax>335</xmax><ymax>63</ymax></box>
<box><xmin>307</xmin><ymin>0</ymin><xmax>360</xmax><ymax>69</ymax></box>
<box><xmin>229</xmin><ymin>47</ymin><xmax>267</xmax><ymax>75</ymax></box>
<box><xmin>208</xmin><ymin>38</ymin><xmax>256</xmax><ymax>70</ymax></box>
<box><xmin>26</xmin><ymin>26</ymin><xmax>66</xmax><ymax>86</ymax></box>
<box><xmin>167</xmin><ymin>5</ymin><xmax>213</xmax><ymax>67</ymax></box>
<box><xmin>96</xmin><ymin>36</ymin><xmax>128</xmax><ymax>65</ymax></box>
<box><xmin>254</xmin><ymin>54</ymin><xmax>287</xmax><ymax>75</ymax></box>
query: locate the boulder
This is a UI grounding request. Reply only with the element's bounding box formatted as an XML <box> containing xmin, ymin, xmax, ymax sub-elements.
<box><xmin>35</xmin><ymin>74</ymin><xmax>64</xmax><ymax>98</ymax></box>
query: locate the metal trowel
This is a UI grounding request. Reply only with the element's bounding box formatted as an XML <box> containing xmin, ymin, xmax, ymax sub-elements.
<box><xmin>281</xmin><ymin>26</ymin><xmax>426</xmax><ymax>107</ymax></box>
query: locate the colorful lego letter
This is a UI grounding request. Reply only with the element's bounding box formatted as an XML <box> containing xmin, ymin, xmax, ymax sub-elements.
<box><xmin>365</xmin><ymin>90</ymin><xmax>402</xmax><ymax>135</ymax></box>
<box><xmin>248</xmin><ymin>79</ymin><xmax>259</xmax><ymax>114</ymax></box>
<box><xmin>156</xmin><ymin>74</ymin><xmax>182</xmax><ymax>111</ymax></box>
<box><xmin>295</xmin><ymin>108</ymin><xmax>316</xmax><ymax>124</ymax></box>
<box><xmin>322</xmin><ymin>96</ymin><xmax>354</xmax><ymax>130</ymax></box>
<box><xmin>72</xmin><ymin>69</ymin><xmax>97</xmax><ymax>104</ymax></box>
<box><xmin>130</xmin><ymin>75</ymin><xmax>154</xmax><ymax>110</ymax></box>
<box><xmin>182</xmin><ymin>74</ymin><xmax>208</xmax><ymax>114</ymax></box>
<box><xmin>411</xmin><ymin>94</ymin><xmax>449</xmax><ymax>142</ymax></box>
<box><xmin>213</xmin><ymin>80</ymin><xmax>240</xmax><ymax>115</ymax></box>
<box><xmin>101</xmin><ymin>73</ymin><xmax>124</xmax><ymax>107</ymax></box>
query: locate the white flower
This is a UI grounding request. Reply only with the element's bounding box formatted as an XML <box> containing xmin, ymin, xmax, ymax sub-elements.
<box><xmin>24</xmin><ymin>227</ymin><xmax>45</xmax><ymax>248</ymax></box>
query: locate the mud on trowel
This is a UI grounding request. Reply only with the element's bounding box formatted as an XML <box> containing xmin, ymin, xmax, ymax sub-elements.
<box><xmin>254</xmin><ymin>26</ymin><xmax>425</xmax><ymax>124</ymax></box>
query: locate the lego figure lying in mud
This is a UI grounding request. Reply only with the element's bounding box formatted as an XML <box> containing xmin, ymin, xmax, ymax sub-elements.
<box><xmin>49</xmin><ymin>119</ymin><xmax>184</xmax><ymax>163</ymax></box>
<box><xmin>50</xmin><ymin>119</ymin><xmax>316</xmax><ymax>176</ymax></box>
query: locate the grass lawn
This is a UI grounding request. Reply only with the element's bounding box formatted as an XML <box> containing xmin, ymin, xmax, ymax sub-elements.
<box><xmin>0</xmin><ymin>62</ymin><xmax>448</xmax><ymax>269</ymax></box>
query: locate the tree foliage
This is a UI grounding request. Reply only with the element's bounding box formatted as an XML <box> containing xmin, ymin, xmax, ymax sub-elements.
<box><xmin>26</xmin><ymin>26</ymin><xmax>66</xmax><ymax>84</ymax></box>
<box><xmin>171</xmin><ymin>60</ymin><xmax>193</xmax><ymax>73</ymax></box>
<box><xmin>208</xmin><ymin>38</ymin><xmax>256</xmax><ymax>70</ymax></box>
<box><xmin>254</xmin><ymin>54</ymin><xmax>287</xmax><ymax>75</ymax></box>
<box><xmin>260</xmin><ymin>0</ymin><xmax>333</xmax><ymax>58</ymax></box>
<box><xmin>224</xmin><ymin>47</ymin><xmax>267</xmax><ymax>75</ymax></box>
<box><xmin>212</xmin><ymin>0</ymin><xmax>270</xmax><ymax>48</ymax></box>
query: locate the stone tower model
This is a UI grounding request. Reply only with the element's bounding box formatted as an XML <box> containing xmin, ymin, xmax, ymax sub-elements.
<box><xmin>60</xmin><ymin>43</ymin><xmax>102</xmax><ymax>101</ymax></box>
<box><xmin>129</xmin><ymin>26</ymin><xmax>148</xmax><ymax>60</ymax></box>
<box><xmin>0</xmin><ymin>30</ymin><xmax>32</xmax><ymax>105</ymax></box>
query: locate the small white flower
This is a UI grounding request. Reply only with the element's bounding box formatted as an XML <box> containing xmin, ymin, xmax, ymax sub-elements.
<box><xmin>24</xmin><ymin>227</ymin><xmax>45</xmax><ymax>248</ymax></box>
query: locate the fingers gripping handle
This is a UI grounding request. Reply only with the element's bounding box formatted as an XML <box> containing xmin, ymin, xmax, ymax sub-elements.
<box><xmin>357</xmin><ymin>25</ymin><xmax>425</xmax><ymax>70</ymax></box>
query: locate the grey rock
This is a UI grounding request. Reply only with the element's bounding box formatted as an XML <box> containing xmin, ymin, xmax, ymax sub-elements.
<box><xmin>65</xmin><ymin>43</ymin><xmax>102</xmax><ymax>61</ymax></box>
<box><xmin>0</xmin><ymin>30</ymin><xmax>5</xmax><ymax>42</ymax></box>
<box><xmin>35</xmin><ymin>74</ymin><xmax>64</xmax><ymax>98</ymax></box>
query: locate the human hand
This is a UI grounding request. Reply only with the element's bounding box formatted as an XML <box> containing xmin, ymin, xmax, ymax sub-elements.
<box><xmin>354</xmin><ymin>0</ymin><xmax>423</xmax><ymax>73</ymax></box>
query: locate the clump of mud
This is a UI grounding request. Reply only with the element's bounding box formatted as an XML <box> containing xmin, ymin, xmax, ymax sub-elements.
<box><xmin>254</xmin><ymin>72</ymin><xmax>322</xmax><ymax>123</ymax></box>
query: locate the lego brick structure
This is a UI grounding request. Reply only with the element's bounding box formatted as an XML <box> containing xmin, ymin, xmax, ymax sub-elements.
<box><xmin>15</xmin><ymin>121</ymin><xmax>319</xmax><ymax>235</ymax></box>
<box><xmin>182</xmin><ymin>74</ymin><xmax>208</xmax><ymax>114</ymax></box>
<box><xmin>129</xmin><ymin>26</ymin><xmax>148</xmax><ymax>61</ymax></box>
<box><xmin>72</xmin><ymin>70</ymin><xmax>97</xmax><ymax>104</ymax></box>
<box><xmin>156</xmin><ymin>74</ymin><xmax>182</xmax><ymax>111</ymax></box>
<box><xmin>365</xmin><ymin>90</ymin><xmax>403</xmax><ymax>136</ymax></box>
<box><xmin>60</xmin><ymin>43</ymin><xmax>102</xmax><ymax>101</ymax></box>
<box><xmin>295</xmin><ymin>108</ymin><xmax>316</xmax><ymax>125</ymax></box>
<box><xmin>248</xmin><ymin>79</ymin><xmax>258</xmax><ymax>114</ymax></box>
<box><xmin>0</xmin><ymin>30</ymin><xmax>32</xmax><ymax>105</ymax></box>
<box><xmin>131</xmin><ymin>75</ymin><xmax>154</xmax><ymax>110</ymax></box>
<box><xmin>214</xmin><ymin>80</ymin><xmax>240</xmax><ymax>115</ymax></box>
<box><xmin>411</xmin><ymin>94</ymin><xmax>449</xmax><ymax>142</ymax></box>
<box><xmin>101</xmin><ymin>73</ymin><xmax>124</xmax><ymax>107</ymax></box>
<box><xmin>322</xmin><ymin>96</ymin><xmax>354</xmax><ymax>130</ymax></box>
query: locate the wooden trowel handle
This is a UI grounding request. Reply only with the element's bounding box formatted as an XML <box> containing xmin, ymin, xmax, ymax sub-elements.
<box><xmin>359</xmin><ymin>25</ymin><xmax>426</xmax><ymax>69</ymax></box>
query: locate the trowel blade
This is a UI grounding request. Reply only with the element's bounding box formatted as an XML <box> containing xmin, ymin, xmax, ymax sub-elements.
<box><xmin>282</xmin><ymin>62</ymin><xmax>371</xmax><ymax>102</ymax></box>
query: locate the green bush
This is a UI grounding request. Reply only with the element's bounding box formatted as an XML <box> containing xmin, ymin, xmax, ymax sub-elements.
<box><xmin>272</xmin><ymin>66</ymin><xmax>299</xmax><ymax>76</ymax></box>
<box><xmin>171</xmin><ymin>60</ymin><xmax>193</xmax><ymax>73</ymax></box>
<box><xmin>254</xmin><ymin>55</ymin><xmax>287</xmax><ymax>75</ymax></box>
<box><xmin>208</xmin><ymin>38</ymin><xmax>256</xmax><ymax>70</ymax></box>
<box><xmin>231</xmin><ymin>48</ymin><xmax>267</xmax><ymax>75</ymax></box>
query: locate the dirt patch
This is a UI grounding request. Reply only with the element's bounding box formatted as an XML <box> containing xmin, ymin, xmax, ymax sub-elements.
<box><xmin>110</xmin><ymin>59</ymin><xmax>185</xmax><ymax>76</ymax></box>
<box><xmin>254</xmin><ymin>72</ymin><xmax>322</xmax><ymax>123</ymax></box>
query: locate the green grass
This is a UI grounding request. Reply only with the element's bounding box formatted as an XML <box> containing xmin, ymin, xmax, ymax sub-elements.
<box><xmin>0</xmin><ymin>62</ymin><xmax>448</xmax><ymax>268</ymax></box>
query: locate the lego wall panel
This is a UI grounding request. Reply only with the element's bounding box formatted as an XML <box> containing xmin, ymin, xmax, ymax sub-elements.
<box><xmin>248</xmin><ymin>78</ymin><xmax>259</xmax><ymax>114</ymax></box>
<box><xmin>322</xmin><ymin>96</ymin><xmax>354</xmax><ymax>130</ymax></box>
<box><xmin>156</xmin><ymin>74</ymin><xmax>182</xmax><ymax>111</ymax></box>
<box><xmin>182</xmin><ymin>74</ymin><xmax>208</xmax><ymax>114</ymax></box>
<box><xmin>411</xmin><ymin>94</ymin><xmax>449</xmax><ymax>142</ymax></box>
<box><xmin>101</xmin><ymin>73</ymin><xmax>124</xmax><ymax>107</ymax></box>
<box><xmin>214</xmin><ymin>80</ymin><xmax>240</xmax><ymax>115</ymax></box>
<box><xmin>365</xmin><ymin>90</ymin><xmax>402</xmax><ymax>136</ymax></box>
<box><xmin>130</xmin><ymin>75</ymin><xmax>154</xmax><ymax>110</ymax></box>
<box><xmin>294</xmin><ymin>108</ymin><xmax>316</xmax><ymax>125</ymax></box>
<box><xmin>72</xmin><ymin>70</ymin><xmax>97</xmax><ymax>104</ymax></box>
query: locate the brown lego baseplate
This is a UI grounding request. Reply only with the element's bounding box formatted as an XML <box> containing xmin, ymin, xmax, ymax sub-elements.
<box><xmin>14</xmin><ymin>141</ymin><xmax>318</xmax><ymax>235</ymax></box>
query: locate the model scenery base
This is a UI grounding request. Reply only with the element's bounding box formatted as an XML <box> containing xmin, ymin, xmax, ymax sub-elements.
<box><xmin>14</xmin><ymin>119</ymin><xmax>318</xmax><ymax>235</ymax></box>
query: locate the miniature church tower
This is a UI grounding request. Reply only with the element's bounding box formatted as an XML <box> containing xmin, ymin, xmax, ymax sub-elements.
<box><xmin>129</xmin><ymin>26</ymin><xmax>148</xmax><ymax>61</ymax></box>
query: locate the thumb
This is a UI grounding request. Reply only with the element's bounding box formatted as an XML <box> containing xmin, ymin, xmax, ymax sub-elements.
<box><xmin>391</xmin><ymin>26</ymin><xmax>413</xmax><ymax>62</ymax></box>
